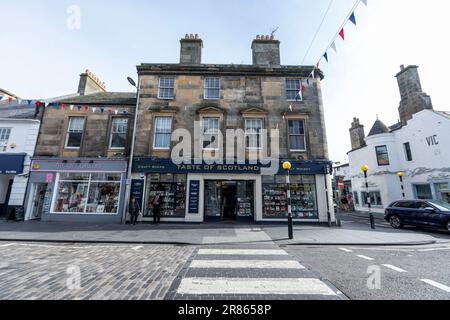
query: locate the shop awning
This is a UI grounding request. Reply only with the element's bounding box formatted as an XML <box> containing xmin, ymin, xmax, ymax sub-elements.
<box><xmin>0</xmin><ymin>153</ymin><xmax>26</xmax><ymax>174</ymax></box>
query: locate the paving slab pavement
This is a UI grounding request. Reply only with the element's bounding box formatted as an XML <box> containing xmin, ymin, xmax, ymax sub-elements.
<box><xmin>0</xmin><ymin>220</ymin><xmax>439</xmax><ymax>246</ymax></box>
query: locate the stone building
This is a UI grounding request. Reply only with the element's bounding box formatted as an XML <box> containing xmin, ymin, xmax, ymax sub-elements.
<box><xmin>26</xmin><ymin>70</ymin><xmax>136</xmax><ymax>223</ymax></box>
<box><xmin>131</xmin><ymin>34</ymin><xmax>334</xmax><ymax>224</ymax></box>
<box><xmin>348</xmin><ymin>65</ymin><xmax>450</xmax><ymax>213</ymax></box>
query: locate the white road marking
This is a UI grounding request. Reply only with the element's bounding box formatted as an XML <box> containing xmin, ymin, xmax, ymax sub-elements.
<box><xmin>339</xmin><ymin>248</ymin><xmax>353</xmax><ymax>253</ymax></box>
<box><xmin>189</xmin><ymin>260</ymin><xmax>305</xmax><ymax>269</ymax></box>
<box><xmin>0</xmin><ymin>244</ymin><xmax>15</xmax><ymax>248</ymax></box>
<box><xmin>132</xmin><ymin>246</ymin><xmax>144</xmax><ymax>251</ymax></box>
<box><xmin>356</xmin><ymin>255</ymin><xmax>375</xmax><ymax>261</ymax></box>
<box><xmin>177</xmin><ymin>278</ymin><xmax>337</xmax><ymax>296</ymax></box>
<box><xmin>421</xmin><ymin>279</ymin><xmax>450</xmax><ymax>293</ymax></box>
<box><xmin>419</xmin><ymin>247</ymin><xmax>450</xmax><ymax>252</ymax></box>
<box><xmin>198</xmin><ymin>249</ymin><xmax>288</xmax><ymax>256</ymax></box>
<box><xmin>382</xmin><ymin>264</ymin><xmax>408</xmax><ymax>273</ymax></box>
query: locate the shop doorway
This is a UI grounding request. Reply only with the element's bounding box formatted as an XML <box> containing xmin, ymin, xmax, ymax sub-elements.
<box><xmin>222</xmin><ymin>182</ymin><xmax>237</xmax><ymax>221</ymax></box>
<box><xmin>30</xmin><ymin>184</ymin><xmax>48</xmax><ymax>220</ymax></box>
<box><xmin>0</xmin><ymin>179</ymin><xmax>14</xmax><ymax>219</ymax></box>
<box><xmin>204</xmin><ymin>180</ymin><xmax>255</xmax><ymax>222</ymax></box>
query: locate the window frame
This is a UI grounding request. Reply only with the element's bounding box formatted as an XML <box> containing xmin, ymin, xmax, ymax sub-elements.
<box><xmin>375</xmin><ymin>145</ymin><xmax>390</xmax><ymax>166</ymax></box>
<box><xmin>288</xmin><ymin>119</ymin><xmax>307</xmax><ymax>152</ymax></box>
<box><xmin>286</xmin><ymin>79</ymin><xmax>302</xmax><ymax>102</ymax></box>
<box><xmin>202</xmin><ymin>117</ymin><xmax>221</xmax><ymax>151</ymax></box>
<box><xmin>0</xmin><ymin>128</ymin><xmax>12</xmax><ymax>149</ymax></box>
<box><xmin>65</xmin><ymin>117</ymin><xmax>86</xmax><ymax>150</ymax></box>
<box><xmin>404</xmin><ymin>142</ymin><xmax>413</xmax><ymax>162</ymax></box>
<box><xmin>245</xmin><ymin>118</ymin><xmax>264</xmax><ymax>151</ymax></box>
<box><xmin>153</xmin><ymin>116</ymin><xmax>173</xmax><ymax>150</ymax></box>
<box><xmin>157</xmin><ymin>77</ymin><xmax>175</xmax><ymax>100</ymax></box>
<box><xmin>204</xmin><ymin>77</ymin><xmax>221</xmax><ymax>100</ymax></box>
<box><xmin>109</xmin><ymin>117</ymin><xmax>129</xmax><ymax>150</ymax></box>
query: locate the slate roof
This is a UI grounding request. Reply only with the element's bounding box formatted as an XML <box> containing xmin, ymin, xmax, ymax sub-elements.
<box><xmin>368</xmin><ymin>119</ymin><xmax>390</xmax><ymax>137</ymax></box>
<box><xmin>57</xmin><ymin>92</ymin><xmax>136</xmax><ymax>105</ymax></box>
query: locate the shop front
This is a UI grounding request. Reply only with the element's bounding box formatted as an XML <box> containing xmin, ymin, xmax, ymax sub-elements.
<box><xmin>0</xmin><ymin>153</ymin><xmax>26</xmax><ymax>219</ymax></box>
<box><xmin>26</xmin><ymin>158</ymin><xmax>128</xmax><ymax>223</ymax></box>
<box><xmin>133</xmin><ymin>158</ymin><xmax>334</xmax><ymax>224</ymax></box>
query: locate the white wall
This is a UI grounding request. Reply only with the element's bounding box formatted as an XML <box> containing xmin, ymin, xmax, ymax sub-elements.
<box><xmin>0</xmin><ymin>119</ymin><xmax>40</xmax><ymax>208</ymax></box>
<box><xmin>349</xmin><ymin>110</ymin><xmax>450</xmax><ymax>212</ymax></box>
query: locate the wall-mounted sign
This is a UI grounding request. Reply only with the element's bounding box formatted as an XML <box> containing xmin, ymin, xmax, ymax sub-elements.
<box><xmin>31</xmin><ymin>159</ymin><xmax>128</xmax><ymax>173</ymax></box>
<box><xmin>0</xmin><ymin>154</ymin><xmax>26</xmax><ymax>174</ymax></box>
<box><xmin>188</xmin><ymin>180</ymin><xmax>201</xmax><ymax>214</ymax></box>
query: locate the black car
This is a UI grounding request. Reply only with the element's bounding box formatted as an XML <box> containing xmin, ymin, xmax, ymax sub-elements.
<box><xmin>385</xmin><ymin>200</ymin><xmax>450</xmax><ymax>233</ymax></box>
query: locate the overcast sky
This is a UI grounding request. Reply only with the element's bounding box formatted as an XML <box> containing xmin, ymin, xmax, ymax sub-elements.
<box><xmin>1</xmin><ymin>0</ymin><xmax>449</xmax><ymax>163</ymax></box>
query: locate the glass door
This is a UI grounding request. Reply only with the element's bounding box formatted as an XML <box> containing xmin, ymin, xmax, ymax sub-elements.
<box><xmin>204</xmin><ymin>181</ymin><xmax>223</xmax><ymax>220</ymax></box>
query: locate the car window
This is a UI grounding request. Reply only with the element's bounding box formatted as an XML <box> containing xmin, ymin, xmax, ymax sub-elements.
<box><xmin>428</xmin><ymin>201</ymin><xmax>450</xmax><ymax>211</ymax></box>
<box><xmin>394</xmin><ymin>201</ymin><xmax>415</xmax><ymax>208</ymax></box>
<box><xmin>416</xmin><ymin>202</ymin><xmax>429</xmax><ymax>209</ymax></box>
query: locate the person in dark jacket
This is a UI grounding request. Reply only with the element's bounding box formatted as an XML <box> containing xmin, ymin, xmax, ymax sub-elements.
<box><xmin>151</xmin><ymin>194</ymin><xmax>162</xmax><ymax>225</ymax></box>
<box><xmin>129</xmin><ymin>197</ymin><xmax>141</xmax><ymax>225</ymax></box>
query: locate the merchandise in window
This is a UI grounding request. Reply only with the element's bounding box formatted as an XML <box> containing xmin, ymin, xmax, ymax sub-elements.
<box><xmin>262</xmin><ymin>175</ymin><xmax>318</xmax><ymax>219</ymax></box>
<box><xmin>53</xmin><ymin>173</ymin><xmax>122</xmax><ymax>214</ymax></box>
<box><xmin>145</xmin><ymin>174</ymin><xmax>187</xmax><ymax>218</ymax></box>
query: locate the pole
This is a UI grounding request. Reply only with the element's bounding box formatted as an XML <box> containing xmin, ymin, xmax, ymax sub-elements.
<box><xmin>286</xmin><ymin>170</ymin><xmax>294</xmax><ymax>240</ymax></box>
<box><xmin>324</xmin><ymin>167</ymin><xmax>332</xmax><ymax>228</ymax></box>
<box><xmin>364</xmin><ymin>171</ymin><xmax>375</xmax><ymax>230</ymax></box>
<box><xmin>122</xmin><ymin>77</ymin><xmax>141</xmax><ymax>224</ymax></box>
<box><xmin>400</xmin><ymin>176</ymin><xmax>406</xmax><ymax>199</ymax></box>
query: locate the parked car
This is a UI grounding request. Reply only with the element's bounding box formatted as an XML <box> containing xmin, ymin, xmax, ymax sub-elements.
<box><xmin>385</xmin><ymin>200</ymin><xmax>450</xmax><ymax>233</ymax></box>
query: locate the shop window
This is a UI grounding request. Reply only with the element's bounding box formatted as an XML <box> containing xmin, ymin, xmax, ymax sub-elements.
<box><xmin>158</xmin><ymin>77</ymin><xmax>175</xmax><ymax>100</ymax></box>
<box><xmin>415</xmin><ymin>184</ymin><xmax>432</xmax><ymax>200</ymax></box>
<box><xmin>245</xmin><ymin>119</ymin><xmax>263</xmax><ymax>150</ymax></box>
<box><xmin>144</xmin><ymin>174</ymin><xmax>187</xmax><ymax>218</ymax></box>
<box><xmin>65</xmin><ymin>117</ymin><xmax>85</xmax><ymax>149</ymax></box>
<box><xmin>202</xmin><ymin>117</ymin><xmax>220</xmax><ymax>150</ymax></box>
<box><xmin>153</xmin><ymin>117</ymin><xmax>172</xmax><ymax>149</ymax></box>
<box><xmin>435</xmin><ymin>183</ymin><xmax>450</xmax><ymax>204</ymax></box>
<box><xmin>375</xmin><ymin>146</ymin><xmax>390</xmax><ymax>166</ymax></box>
<box><xmin>204</xmin><ymin>77</ymin><xmax>220</xmax><ymax>100</ymax></box>
<box><xmin>288</xmin><ymin>120</ymin><xmax>306</xmax><ymax>151</ymax></box>
<box><xmin>286</xmin><ymin>79</ymin><xmax>302</xmax><ymax>101</ymax></box>
<box><xmin>53</xmin><ymin>173</ymin><xmax>122</xmax><ymax>214</ymax></box>
<box><xmin>361</xmin><ymin>191</ymin><xmax>383</xmax><ymax>207</ymax></box>
<box><xmin>263</xmin><ymin>175</ymin><xmax>318</xmax><ymax>219</ymax></box>
<box><xmin>110</xmin><ymin>118</ymin><xmax>129</xmax><ymax>149</ymax></box>
<box><xmin>0</xmin><ymin>128</ymin><xmax>11</xmax><ymax>151</ymax></box>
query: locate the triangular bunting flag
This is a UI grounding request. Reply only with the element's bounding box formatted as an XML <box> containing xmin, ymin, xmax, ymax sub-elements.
<box><xmin>301</xmin><ymin>83</ymin><xmax>305</xmax><ymax>93</ymax></box>
<box><xmin>27</xmin><ymin>100</ymin><xmax>32</xmax><ymax>105</ymax></box>
<box><xmin>323</xmin><ymin>52</ymin><xmax>329</xmax><ymax>63</ymax></box>
<box><xmin>8</xmin><ymin>97</ymin><xmax>13</xmax><ymax>103</ymax></box>
<box><xmin>360</xmin><ymin>0</ymin><xmax>367</xmax><ymax>6</ymax></box>
<box><xmin>0</xmin><ymin>96</ymin><xmax>3</xmax><ymax>101</ymax></box>
<box><xmin>289</xmin><ymin>104</ymin><xmax>293</xmax><ymax>112</ymax></box>
<box><xmin>339</xmin><ymin>28</ymin><xmax>345</xmax><ymax>40</ymax></box>
<box><xmin>331</xmin><ymin>42</ymin><xmax>337</xmax><ymax>52</ymax></box>
<box><xmin>349</xmin><ymin>12</ymin><xmax>357</xmax><ymax>25</ymax></box>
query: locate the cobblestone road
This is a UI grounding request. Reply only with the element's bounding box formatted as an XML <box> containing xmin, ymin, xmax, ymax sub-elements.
<box><xmin>0</xmin><ymin>242</ymin><xmax>195</xmax><ymax>300</ymax></box>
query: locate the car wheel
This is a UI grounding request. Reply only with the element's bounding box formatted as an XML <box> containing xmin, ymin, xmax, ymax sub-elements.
<box><xmin>390</xmin><ymin>215</ymin><xmax>403</xmax><ymax>229</ymax></box>
<box><xmin>447</xmin><ymin>221</ymin><xmax>450</xmax><ymax>233</ymax></box>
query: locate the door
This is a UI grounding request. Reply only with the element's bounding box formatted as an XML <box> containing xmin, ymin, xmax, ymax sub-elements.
<box><xmin>31</xmin><ymin>184</ymin><xmax>47</xmax><ymax>220</ymax></box>
<box><xmin>1</xmin><ymin>179</ymin><xmax>14</xmax><ymax>218</ymax></box>
<box><xmin>414</xmin><ymin>201</ymin><xmax>434</xmax><ymax>226</ymax></box>
<box><xmin>222</xmin><ymin>182</ymin><xmax>237</xmax><ymax>221</ymax></box>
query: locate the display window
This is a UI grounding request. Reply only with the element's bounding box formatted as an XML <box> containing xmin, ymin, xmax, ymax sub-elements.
<box><xmin>262</xmin><ymin>175</ymin><xmax>318</xmax><ymax>219</ymax></box>
<box><xmin>52</xmin><ymin>172</ymin><xmax>122</xmax><ymax>214</ymax></box>
<box><xmin>144</xmin><ymin>174</ymin><xmax>187</xmax><ymax>218</ymax></box>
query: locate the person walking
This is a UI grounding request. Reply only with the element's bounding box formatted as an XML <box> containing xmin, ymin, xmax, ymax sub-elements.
<box><xmin>151</xmin><ymin>193</ymin><xmax>162</xmax><ymax>225</ymax></box>
<box><xmin>129</xmin><ymin>197</ymin><xmax>141</xmax><ymax>226</ymax></box>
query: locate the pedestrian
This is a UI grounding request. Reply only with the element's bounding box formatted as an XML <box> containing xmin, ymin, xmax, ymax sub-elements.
<box><xmin>151</xmin><ymin>193</ymin><xmax>162</xmax><ymax>225</ymax></box>
<box><xmin>129</xmin><ymin>197</ymin><xmax>141</xmax><ymax>226</ymax></box>
<box><xmin>341</xmin><ymin>195</ymin><xmax>349</xmax><ymax>212</ymax></box>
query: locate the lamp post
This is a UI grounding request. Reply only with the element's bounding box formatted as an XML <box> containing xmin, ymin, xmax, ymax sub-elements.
<box><xmin>361</xmin><ymin>165</ymin><xmax>376</xmax><ymax>230</ymax></box>
<box><xmin>397</xmin><ymin>171</ymin><xmax>406</xmax><ymax>199</ymax></box>
<box><xmin>283</xmin><ymin>161</ymin><xmax>294</xmax><ymax>240</ymax></box>
<box><xmin>122</xmin><ymin>76</ymin><xmax>141</xmax><ymax>224</ymax></box>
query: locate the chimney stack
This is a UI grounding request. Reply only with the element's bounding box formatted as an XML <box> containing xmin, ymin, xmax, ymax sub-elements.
<box><xmin>180</xmin><ymin>34</ymin><xmax>203</xmax><ymax>65</ymax></box>
<box><xmin>251</xmin><ymin>35</ymin><xmax>280</xmax><ymax>67</ymax></box>
<box><xmin>396</xmin><ymin>65</ymin><xmax>433</xmax><ymax>125</ymax></box>
<box><xmin>77</xmin><ymin>69</ymin><xmax>107</xmax><ymax>96</ymax></box>
<box><xmin>349</xmin><ymin>117</ymin><xmax>366</xmax><ymax>150</ymax></box>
